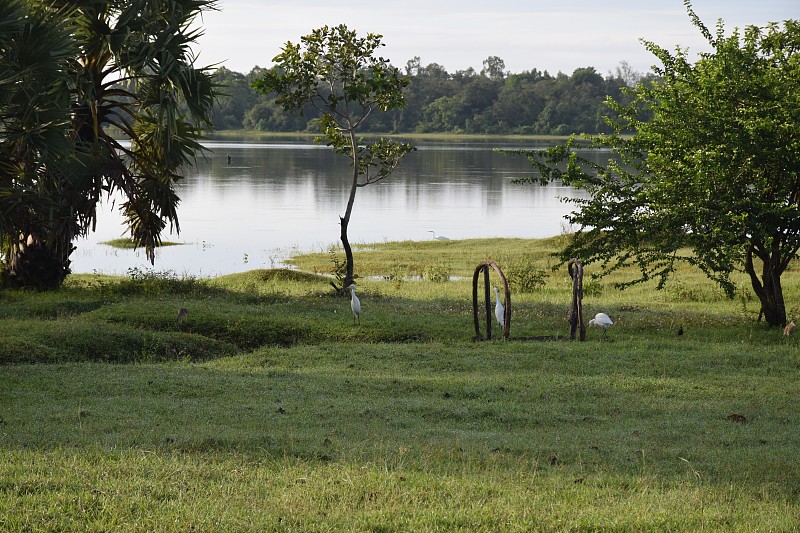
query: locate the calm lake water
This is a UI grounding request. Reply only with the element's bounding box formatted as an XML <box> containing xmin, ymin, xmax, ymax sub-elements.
<box><xmin>71</xmin><ymin>138</ymin><xmax>592</xmax><ymax>277</ymax></box>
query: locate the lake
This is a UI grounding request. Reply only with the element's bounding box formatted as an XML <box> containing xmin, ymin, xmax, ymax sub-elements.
<box><xmin>71</xmin><ymin>138</ymin><xmax>591</xmax><ymax>277</ymax></box>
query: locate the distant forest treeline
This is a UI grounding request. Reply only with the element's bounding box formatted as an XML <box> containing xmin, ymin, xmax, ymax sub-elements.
<box><xmin>211</xmin><ymin>57</ymin><xmax>653</xmax><ymax>135</ymax></box>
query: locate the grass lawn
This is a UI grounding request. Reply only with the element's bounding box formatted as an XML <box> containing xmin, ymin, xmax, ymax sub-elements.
<box><xmin>1</xmin><ymin>237</ymin><xmax>799</xmax><ymax>531</ymax></box>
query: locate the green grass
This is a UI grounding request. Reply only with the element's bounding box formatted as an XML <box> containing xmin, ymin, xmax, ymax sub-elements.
<box><xmin>2</xmin><ymin>238</ymin><xmax>800</xmax><ymax>531</ymax></box>
<box><xmin>100</xmin><ymin>238</ymin><xmax>185</xmax><ymax>249</ymax></box>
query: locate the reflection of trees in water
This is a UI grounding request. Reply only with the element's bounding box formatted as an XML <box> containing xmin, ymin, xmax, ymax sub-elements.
<box><xmin>178</xmin><ymin>140</ymin><xmax>594</xmax><ymax>228</ymax></box>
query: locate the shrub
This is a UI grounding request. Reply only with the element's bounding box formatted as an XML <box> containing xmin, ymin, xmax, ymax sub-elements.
<box><xmin>498</xmin><ymin>256</ymin><xmax>547</xmax><ymax>293</ymax></box>
<box><xmin>423</xmin><ymin>264</ymin><xmax>450</xmax><ymax>283</ymax></box>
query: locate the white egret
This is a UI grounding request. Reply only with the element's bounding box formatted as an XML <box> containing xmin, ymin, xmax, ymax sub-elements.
<box><xmin>346</xmin><ymin>283</ymin><xmax>361</xmax><ymax>324</ymax></box>
<box><xmin>588</xmin><ymin>312</ymin><xmax>613</xmax><ymax>336</ymax></box>
<box><xmin>428</xmin><ymin>230</ymin><xmax>450</xmax><ymax>241</ymax></box>
<box><xmin>494</xmin><ymin>287</ymin><xmax>505</xmax><ymax>329</ymax></box>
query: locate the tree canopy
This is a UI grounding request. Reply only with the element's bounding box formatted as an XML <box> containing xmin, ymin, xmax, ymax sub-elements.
<box><xmin>212</xmin><ymin>59</ymin><xmax>644</xmax><ymax>136</ymax></box>
<box><xmin>513</xmin><ymin>1</ymin><xmax>800</xmax><ymax>327</ymax></box>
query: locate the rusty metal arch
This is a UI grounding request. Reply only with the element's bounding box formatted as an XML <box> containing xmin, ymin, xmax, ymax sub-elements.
<box><xmin>472</xmin><ymin>260</ymin><xmax>511</xmax><ymax>340</ymax></box>
<box><xmin>568</xmin><ymin>258</ymin><xmax>586</xmax><ymax>341</ymax></box>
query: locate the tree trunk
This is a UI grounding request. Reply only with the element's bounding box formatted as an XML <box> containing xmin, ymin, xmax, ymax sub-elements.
<box><xmin>7</xmin><ymin>234</ymin><xmax>71</xmax><ymax>290</ymax></box>
<box><xmin>745</xmin><ymin>245</ymin><xmax>787</xmax><ymax>327</ymax></box>
<box><xmin>340</xmin><ymin>214</ymin><xmax>354</xmax><ymax>289</ymax></box>
<box><xmin>568</xmin><ymin>258</ymin><xmax>586</xmax><ymax>341</ymax></box>
<box><xmin>340</xmin><ymin>130</ymin><xmax>360</xmax><ymax>289</ymax></box>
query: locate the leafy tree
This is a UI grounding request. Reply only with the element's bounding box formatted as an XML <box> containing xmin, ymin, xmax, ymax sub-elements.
<box><xmin>421</xmin><ymin>96</ymin><xmax>466</xmax><ymax>133</ymax></box>
<box><xmin>481</xmin><ymin>56</ymin><xmax>506</xmax><ymax>80</ymax></box>
<box><xmin>1</xmin><ymin>0</ymin><xmax>219</xmax><ymax>288</ymax></box>
<box><xmin>462</xmin><ymin>77</ymin><xmax>499</xmax><ymax>113</ymax></box>
<box><xmin>611</xmin><ymin>60</ymin><xmax>644</xmax><ymax>88</ymax></box>
<box><xmin>254</xmin><ymin>24</ymin><xmax>414</xmax><ymax>288</ymax></box>
<box><xmin>211</xmin><ymin>67</ymin><xmax>260</xmax><ymax>129</ymax></box>
<box><xmin>398</xmin><ymin>60</ymin><xmax>456</xmax><ymax>132</ymax></box>
<box><xmin>513</xmin><ymin>1</ymin><xmax>800</xmax><ymax>327</ymax></box>
<box><xmin>404</xmin><ymin>56</ymin><xmax>422</xmax><ymax>76</ymax></box>
<box><xmin>487</xmin><ymin>79</ymin><xmax>545</xmax><ymax>134</ymax></box>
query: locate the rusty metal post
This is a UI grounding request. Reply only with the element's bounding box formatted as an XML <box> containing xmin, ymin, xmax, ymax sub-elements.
<box><xmin>568</xmin><ymin>258</ymin><xmax>586</xmax><ymax>341</ymax></box>
<box><xmin>472</xmin><ymin>266</ymin><xmax>482</xmax><ymax>339</ymax></box>
<box><xmin>472</xmin><ymin>260</ymin><xmax>511</xmax><ymax>340</ymax></box>
<box><xmin>484</xmin><ymin>266</ymin><xmax>492</xmax><ymax>338</ymax></box>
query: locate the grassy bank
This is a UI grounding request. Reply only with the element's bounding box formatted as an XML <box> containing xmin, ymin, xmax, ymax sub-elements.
<box><xmin>1</xmin><ymin>238</ymin><xmax>799</xmax><ymax>530</ymax></box>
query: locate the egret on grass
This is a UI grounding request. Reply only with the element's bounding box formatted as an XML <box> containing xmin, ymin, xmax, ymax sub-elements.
<box><xmin>428</xmin><ymin>230</ymin><xmax>450</xmax><ymax>241</ymax></box>
<box><xmin>588</xmin><ymin>312</ymin><xmax>613</xmax><ymax>336</ymax></box>
<box><xmin>346</xmin><ymin>283</ymin><xmax>361</xmax><ymax>324</ymax></box>
<box><xmin>494</xmin><ymin>287</ymin><xmax>505</xmax><ymax>329</ymax></box>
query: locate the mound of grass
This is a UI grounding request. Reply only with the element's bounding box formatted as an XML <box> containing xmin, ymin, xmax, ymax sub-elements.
<box><xmin>100</xmin><ymin>238</ymin><xmax>184</xmax><ymax>249</ymax></box>
<box><xmin>0</xmin><ymin>319</ymin><xmax>236</xmax><ymax>364</ymax></box>
<box><xmin>213</xmin><ymin>268</ymin><xmax>332</xmax><ymax>297</ymax></box>
<box><xmin>0</xmin><ymin>297</ymin><xmax>103</xmax><ymax>320</ymax></box>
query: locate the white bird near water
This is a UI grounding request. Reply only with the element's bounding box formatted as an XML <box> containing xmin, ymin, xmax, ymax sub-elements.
<box><xmin>494</xmin><ymin>287</ymin><xmax>505</xmax><ymax>329</ymax></box>
<box><xmin>346</xmin><ymin>283</ymin><xmax>361</xmax><ymax>324</ymax></box>
<box><xmin>428</xmin><ymin>230</ymin><xmax>450</xmax><ymax>241</ymax></box>
<box><xmin>588</xmin><ymin>312</ymin><xmax>614</xmax><ymax>336</ymax></box>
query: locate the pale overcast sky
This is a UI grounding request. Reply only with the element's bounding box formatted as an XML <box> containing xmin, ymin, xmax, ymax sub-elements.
<box><xmin>193</xmin><ymin>1</ymin><xmax>798</xmax><ymax>76</ymax></box>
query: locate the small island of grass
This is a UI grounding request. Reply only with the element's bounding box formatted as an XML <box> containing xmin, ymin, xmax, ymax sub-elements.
<box><xmin>101</xmin><ymin>238</ymin><xmax>185</xmax><ymax>249</ymax></box>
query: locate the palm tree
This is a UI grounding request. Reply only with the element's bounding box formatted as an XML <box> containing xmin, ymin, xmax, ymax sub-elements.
<box><xmin>0</xmin><ymin>1</ymin><xmax>76</xmax><ymax>288</ymax></box>
<box><xmin>1</xmin><ymin>0</ymin><xmax>219</xmax><ymax>288</ymax></box>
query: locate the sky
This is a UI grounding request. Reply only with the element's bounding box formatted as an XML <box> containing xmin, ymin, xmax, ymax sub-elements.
<box><xmin>192</xmin><ymin>0</ymin><xmax>798</xmax><ymax>78</ymax></box>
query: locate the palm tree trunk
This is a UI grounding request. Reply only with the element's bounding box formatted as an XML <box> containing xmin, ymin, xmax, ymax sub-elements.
<box><xmin>8</xmin><ymin>234</ymin><xmax>70</xmax><ymax>290</ymax></box>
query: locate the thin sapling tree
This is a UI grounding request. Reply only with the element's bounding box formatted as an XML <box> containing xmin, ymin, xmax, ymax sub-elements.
<box><xmin>253</xmin><ymin>24</ymin><xmax>414</xmax><ymax>289</ymax></box>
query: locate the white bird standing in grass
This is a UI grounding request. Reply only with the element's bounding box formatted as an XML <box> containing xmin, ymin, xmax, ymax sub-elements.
<box><xmin>428</xmin><ymin>230</ymin><xmax>449</xmax><ymax>241</ymax></box>
<box><xmin>589</xmin><ymin>312</ymin><xmax>614</xmax><ymax>336</ymax></box>
<box><xmin>346</xmin><ymin>283</ymin><xmax>361</xmax><ymax>324</ymax></box>
<box><xmin>494</xmin><ymin>287</ymin><xmax>505</xmax><ymax>329</ymax></box>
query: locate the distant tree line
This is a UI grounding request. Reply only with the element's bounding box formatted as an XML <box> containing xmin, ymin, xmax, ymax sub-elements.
<box><xmin>211</xmin><ymin>57</ymin><xmax>651</xmax><ymax>135</ymax></box>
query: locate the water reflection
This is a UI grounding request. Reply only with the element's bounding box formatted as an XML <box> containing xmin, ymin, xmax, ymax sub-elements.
<box><xmin>72</xmin><ymin>139</ymin><xmax>593</xmax><ymax>277</ymax></box>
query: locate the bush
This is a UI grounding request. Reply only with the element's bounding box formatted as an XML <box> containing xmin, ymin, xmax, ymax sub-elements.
<box><xmin>423</xmin><ymin>264</ymin><xmax>450</xmax><ymax>283</ymax></box>
<box><xmin>582</xmin><ymin>278</ymin><xmax>604</xmax><ymax>298</ymax></box>
<box><xmin>499</xmin><ymin>257</ymin><xmax>547</xmax><ymax>293</ymax></box>
<box><xmin>328</xmin><ymin>246</ymin><xmax>348</xmax><ymax>288</ymax></box>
